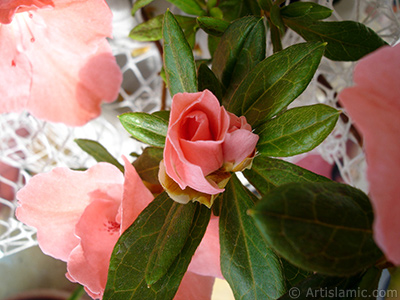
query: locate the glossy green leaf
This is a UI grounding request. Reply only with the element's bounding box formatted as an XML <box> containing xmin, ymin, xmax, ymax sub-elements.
<box><xmin>211</xmin><ymin>16</ymin><xmax>262</xmax><ymax>89</ymax></box>
<box><xmin>163</xmin><ymin>10</ymin><xmax>198</xmax><ymax>96</ymax></box>
<box><xmin>104</xmin><ymin>193</ymin><xmax>211</xmax><ymax>300</ymax></box>
<box><xmin>220</xmin><ymin>174</ymin><xmax>286</xmax><ymax>300</ymax></box>
<box><xmin>118</xmin><ymin>112</ymin><xmax>168</xmax><ymax>148</ymax></box>
<box><xmin>257</xmin><ymin>0</ymin><xmax>272</xmax><ymax>11</ymax></box>
<box><xmin>278</xmin><ymin>272</ymin><xmax>364</xmax><ymax>300</ymax></box>
<box><xmin>197</xmin><ymin>16</ymin><xmax>230</xmax><ymax>36</ymax></box>
<box><xmin>249</xmin><ymin>182</ymin><xmax>383</xmax><ymax>276</ymax></box>
<box><xmin>281</xmin><ymin>259</ymin><xmax>311</xmax><ymax>289</ymax></box>
<box><xmin>74</xmin><ymin>139</ymin><xmax>124</xmax><ymax>173</ymax></box>
<box><xmin>219</xmin><ymin>0</ymin><xmax>261</xmax><ymax>21</ymax></box>
<box><xmin>152</xmin><ymin>110</ymin><xmax>170</xmax><ymax>121</ymax></box>
<box><xmin>130</xmin><ymin>14</ymin><xmax>198</xmax><ymax>45</ymax></box>
<box><xmin>132</xmin><ymin>0</ymin><xmax>154</xmax><ymax>16</ymax></box>
<box><xmin>166</xmin><ymin>0</ymin><xmax>206</xmax><ymax>16</ymax></box>
<box><xmin>223</xmin><ymin>16</ymin><xmax>266</xmax><ymax>102</ymax></box>
<box><xmin>129</xmin><ymin>14</ymin><xmax>164</xmax><ymax>41</ymax></box>
<box><xmin>256</xmin><ymin>104</ymin><xmax>340</xmax><ymax>157</ymax></box>
<box><xmin>197</xmin><ymin>63</ymin><xmax>225</xmax><ymax>101</ymax></box>
<box><xmin>280</xmin><ymin>2</ymin><xmax>333</xmax><ymax>21</ymax></box>
<box><xmin>243</xmin><ymin>154</ymin><xmax>330</xmax><ymax>196</ymax></box>
<box><xmin>208</xmin><ymin>35</ymin><xmax>220</xmax><ymax>57</ymax></box>
<box><xmin>270</xmin><ymin>4</ymin><xmax>285</xmax><ymax>35</ymax></box>
<box><xmin>146</xmin><ymin>201</ymin><xmax>197</xmax><ymax>285</ymax></box>
<box><xmin>133</xmin><ymin>147</ymin><xmax>163</xmax><ymax>185</ymax></box>
<box><xmin>228</xmin><ymin>42</ymin><xmax>325</xmax><ymax>128</ymax></box>
<box><xmin>354</xmin><ymin>267</ymin><xmax>382</xmax><ymax>300</ymax></box>
<box><xmin>282</xmin><ymin>15</ymin><xmax>387</xmax><ymax>61</ymax></box>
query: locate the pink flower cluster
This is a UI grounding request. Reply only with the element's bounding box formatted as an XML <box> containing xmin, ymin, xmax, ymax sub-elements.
<box><xmin>339</xmin><ymin>43</ymin><xmax>400</xmax><ymax>265</ymax></box>
<box><xmin>0</xmin><ymin>0</ymin><xmax>122</xmax><ymax>126</ymax></box>
<box><xmin>16</xmin><ymin>157</ymin><xmax>222</xmax><ymax>299</ymax></box>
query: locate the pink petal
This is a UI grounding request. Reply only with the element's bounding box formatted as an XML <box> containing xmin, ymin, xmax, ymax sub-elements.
<box><xmin>169</xmin><ymin>90</ymin><xmax>228</xmax><ymax>139</ymax></box>
<box><xmin>164</xmin><ymin>140</ymin><xmax>223</xmax><ymax>194</ymax></box>
<box><xmin>118</xmin><ymin>156</ymin><xmax>154</xmax><ymax>232</ymax></box>
<box><xmin>0</xmin><ymin>24</ymin><xmax>32</xmax><ymax>112</ymax></box>
<box><xmin>175</xmin><ymin>271</ymin><xmax>215</xmax><ymax>300</ymax></box>
<box><xmin>188</xmin><ymin>217</ymin><xmax>223</xmax><ymax>278</ymax></box>
<box><xmin>295</xmin><ymin>154</ymin><xmax>333</xmax><ymax>178</ymax></box>
<box><xmin>0</xmin><ymin>0</ymin><xmax>53</xmax><ymax>24</ymax></box>
<box><xmin>339</xmin><ymin>44</ymin><xmax>400</xmax><ymax>264</ymax></box>
<box><xmin>0</xmin><ymin>161</ymin><xmax>20</xmax><ymax>201</ymax></box>
<box><xmin>67</xmin><ymin>198</ymin><xmax>121</xmax><ymax>299</ymax></box>
<box><xmin>165</xmin><ymin>90</ymin><xmax>230</xmax><ymax>194</ymax></box>
<box><xmin>180</xmin><ymin>139</ymin><xmax>224</xmax><ymax>176</ymax></box>
<box><xmin>223</xmin><ymin>128</ymin><xmax>259</xmax><ymax>165</ymax></box>
<box><xmin>0</xmin><ymin>0</ymin><xmax>122</xmax><ymax>126</ymax></box>
<box><xmin>16</xmin><ymin>163</ymin><xmax>124</xmax><ymax>261</ymax></box>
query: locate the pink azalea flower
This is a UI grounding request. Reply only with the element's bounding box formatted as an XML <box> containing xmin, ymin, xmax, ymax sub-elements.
<box><xmin>0</xmin><ymin>0</ymin><xmax>122</xmax><ymax>126</ymax></box>
<box><xmin>16</xmin><ymin>157</ymin><xmax>221</xmax><ymax>299</ymax></box>
<box><xmin>339</xmin><ymin>43</ymin><xmax>400</xmax><ymax>265</ymax></box>
<box><xmin>160</xmin><ymin>89</ymin><xmax>259</xmax><ymax>207</ymax></box>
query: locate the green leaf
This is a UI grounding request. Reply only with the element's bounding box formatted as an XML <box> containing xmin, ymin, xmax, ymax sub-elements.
<box><xmin>208</xmin><ymin>34</ymin><xmax>220</xmax><ymax>57</ymax></box>
<box><xmin>281</xmin><ymin>259</ymin><xmax>311</xmax><ymax>289</ymax></box>
<box><xmin>152</xmin><ymin>110</ymin><xmax>170</xmax><ymax>121</ymax></box>
<box><xmin>256</xmin><ymin>104</ymin><xmax>340</xmax><ymax>157</ymax></box>
<box><xmin>281</xmin><ymin>14</ymin><xmax>387</xmax><ymax>61</ymax></box>
<box><xmin>145</xmin><ymin>201</ymin><xmax>197</xmax><ymax>285</ymax></box>
<box><xmin>257</xmin><ymin>0</ymin><xmax>272</xmax><ymax>11</ymax></box>
<box><xmin>129</xmin><ymin>14</ymin><xmax>164</xmax><ymax>41</ymax></box>
<box><xmin>163</xmin><ymin>10</ymin><xmax>198</xmax><ymax>96</ymax></box>
<box><xmin>219</xmin><ymin>0</ymin><xmax>261</xmax><ymax>21</ymax></box>
<box><xmin>249</xmin><ymin>182</ymin><xmax>383</xmax><ymax>276</ymax></box>
<box><xmin>197</xmin><ymin>63</ymin><xmax>225</xmax><ymax>101</ymax></box>
<box><xmin>354</xmin><ymin>267</ymin><xmax>382</xmax><ymax>300</ymax></box>
<box><xmin>270</xmin><ymin>4</ymin><xmax>285</xmax><ymax>35</ymax></box>
<box><xmin>74</xmin><ymin>139</ymin><xmax>124</xmax><ymax>173</ymax></box>
<box><xmin>118</xmin><ymin>112</ymin><xmax>168</xmax><ymax>148</ymax></box>
<box><xmin>220</xmin><ymin>174</ymin><xmax>286</xmax><ymax>300</ymax></box>
<box><xmin>211</xmin><ymin>16</ymin><xmax>262</xmax><ymax>89</ymax></box>
<box><xmin>130</xmin><ymin>14</ymin><xmax>198</xmax><ymax>44</ymax></box>
<box><xmin>197</xmin><ymin>16</ymin><xmax>230</xmax><ymax>36</ymax></box>
<box><xmin>223</xmin><ymin>16</ymin><xmax>266</xmax><ymax>102</ymax></box>
<box><xmin>133</xmin><ymin>147</ymin><xmax>163</xmax><ymax>185</ymax></box>
<box><xmin>132</xmin><ymin>0</ymin><xmax>155</xmax><ymax>16</ymax></box>
<box><xmin>104</xmin><ymin>193</ymin><xmax>211</xmax><ymax>300</ymax></box>
<box><xmin>228</xmin><ymin>42</ymin><xmax>326</xmax><ymax>128</ymax></box>
<box><xmin>280</xmin><ymin>2</ymin><xmax>333</xmax><ymax>21</ymax></box>
<box><xmin>278</xmin><ymin>272</ymin><xmax>364</xmax><ymax>300</ymax></box>
<box><xmin>243</xmin><ymin>154</ymin><xmax>330</xmax><ymax>196</ymax></box>
<box><xmin>166</xmin><ymin>0</ymin><xmax>206</xmax><ymax>16</ymax></box>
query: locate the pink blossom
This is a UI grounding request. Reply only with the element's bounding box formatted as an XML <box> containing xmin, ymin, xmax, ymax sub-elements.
<box><xmin>0</xmin><ymin>0</ymin><xmax>122</xmax><ymax>126</ymax></box>
<box><xmin>161</xmin><ymin>89</ymin><xmax>259</xmax><ymax>206</ymax></box>
<box><xmin>16</xmin><ymin>157</ymin><xmax>221</xmax><ymax>299</ymax></box>
<box><xmin>339</xmin><ymin>44</ymin><xmax>400</xmax><ymax>265</ymax></box>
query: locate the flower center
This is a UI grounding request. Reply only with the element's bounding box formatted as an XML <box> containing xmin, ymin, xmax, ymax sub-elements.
<box><xmin>181</xmin><ymin>111</ymin><xmax>213</xmax><ymax>141</ymax></box>
<box><xmin>104</xmin><ymin>221</ymin><xmax>120</xmax><ymax>234</ymax></box>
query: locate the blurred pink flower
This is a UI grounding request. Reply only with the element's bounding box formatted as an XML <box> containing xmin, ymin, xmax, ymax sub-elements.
<box><xmin>0</xmin><ymin>0</ymin><xmax>122</xmax><ymax>126</ymax></box>
<box><xmin>16</xmin><ymin>157</ymin><xmax>221</xmax><ymax>299</ymax></box>
<box><xmin>161</xmin><ymin>89</ymin><xmax>259</xmax><ymax>207</ymax></box>
<box><xmin>339</xmin><ymin>44</ymin><xmax>400</xmax><ymax>265</ymax></box>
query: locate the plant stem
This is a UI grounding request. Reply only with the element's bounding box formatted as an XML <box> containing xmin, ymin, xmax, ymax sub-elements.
<box><xmin>67</xmin><ymin>285</ymin><xmax>85</xmax><ymax>300</ymax></box>
<box><xmin>268</xmin><ymin>19</ymin><xmax>283</xmax><ymax>53</ymax></box>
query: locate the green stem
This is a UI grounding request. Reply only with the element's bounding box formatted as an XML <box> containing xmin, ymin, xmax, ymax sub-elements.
<box><xmin>67</xmin><ymin>285</ymin><xmax>85</xmax><ymax>300</ymax></box>
<box><xmin>268</xmin><ymin>19</ymin><xmax>283</xmax><ymax>53</ymax></box>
